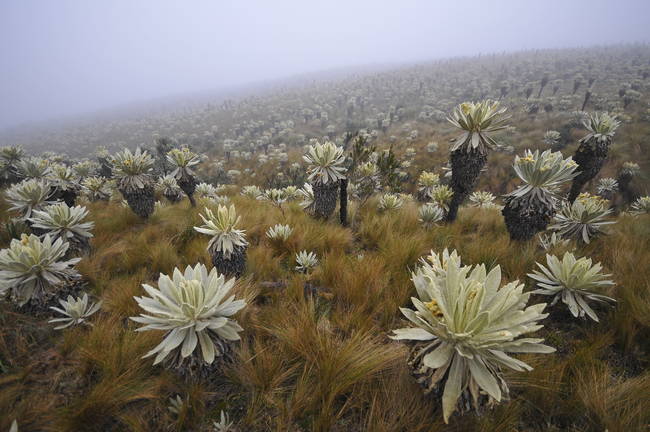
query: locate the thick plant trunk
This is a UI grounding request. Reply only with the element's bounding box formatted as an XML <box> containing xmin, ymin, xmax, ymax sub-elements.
<box><xmin>163</xmin><ymin>330</ymin><xmax>235</xmax><ymax>383</ymax></box>
<box><xmin>407</xmin><ymin>342</ymin><xmax>503</xmax><ymax>417</ymax></box>
<box><xmin>502</xmin><ymin>196</ymin><xmax>555</xmax><ymax>241</ymax></box>
<box><xmin>120</xmin><ymin>184</ymin><xmax>155</xmax><ymax>219</ymax></box>
<box><xmin>581</xmin><ymin>90</ymin><xmax>592</xmax><ymax>111</ymax></box>
<box><xmin>339</xmin><ymin>178</ymin><xmax>348</xmax><ymax>227</ymax></box>
<box><xmin>312</xmin><ymin>180</ymin><xmax>339</xmax><ymax>220</ymax></box>
<box><xmin>616</xmin><ymin>172</ymin><xmax>637</xmax><ymax>206</ymax></box>
<box><xmin>554</xmin><ymin>123</ymin><xmax>572</xmax><ymax>151</ymax></box>
<box><xmin>177</xmin><ymin>174</ymin><xmax>197</xmax><ymax>207</ymax></box>
<box><xmin>98</xmin><ymin>161</ymin><xmax>112</xmax><ymax>178</ymax></box>
<box><xmin>51</xmin><ymin>188</ymin><xmax>77</xmax><ymax>206</ymax></box>
<box><xmin>599</xmin><ymin>190</ymin><xmax>614</xmax><ymax>201</ymax></box>
<box><xmin>65</xmin><ymin>236</ymin><xmax>91</xmax><ymax>257</ymax></box>
<box><xmin>17</xmin><ymin>278</ymin><xmax>84</xmax><ymax>317</ymax></box>
<box><xmin>445</xmin><ymin>148</ymin><xmax>487</xmax><ymax>222</ymax></box>
<box><xmin>1</xmin><ymin>171</ymin><xmax>21</xmax><ymax>187</ymax></box>
<box><xmin>568</xmin><ymin>141</ymin><xmax>609</xmax><ymax>203</ymax></box>
<box><xmin>61</xmin><ymin>189</ymin><xmax>78</xmax><ymax>207</ymax></box>
<box><xmin>416</xmin><ymin>189</ymin><xmax>431</xmax><ymax>203</ymax></box>
<box><xmin>210</xmin><ymin>244</ymin><xmax>247</xmax><ymax>278</ymax></box>
<box><xmin>163</xmin><ymin>190</ymin><xmax>183</xmax><ymax>203</ymax></box>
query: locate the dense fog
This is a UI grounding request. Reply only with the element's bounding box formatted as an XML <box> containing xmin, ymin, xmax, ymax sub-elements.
<box><xmin>1</xmin><ymin>0</ymin><xmax>649</xmax><ymax>130</ymax></box>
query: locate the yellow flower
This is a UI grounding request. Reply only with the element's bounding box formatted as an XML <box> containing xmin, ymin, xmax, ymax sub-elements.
<box><xmin>577</xmin><ymin>192</ymin><xmax>608</xmax><ymax>210</ymax></box>
<box><xmin>424</xmin><ymin>299</ymin><xmax>444</xmax><ymax>318</ymax></box>
<box><xmin>520</xmin><ymin>155</ymin><xmax>536</xmax><ymax>164</ymax></box>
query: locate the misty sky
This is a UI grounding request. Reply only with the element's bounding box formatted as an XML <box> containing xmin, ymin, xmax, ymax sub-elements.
<box><xmin>1</xmin><ymin>0</ymin><xmax>649</xmax><ymax>130</ymax></box>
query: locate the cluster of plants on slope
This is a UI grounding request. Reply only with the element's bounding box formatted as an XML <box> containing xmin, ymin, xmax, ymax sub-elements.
<box><xmin>0</xmin><ymin>45</ymin><xmax>649</xmax><ymax>431</ymax></box>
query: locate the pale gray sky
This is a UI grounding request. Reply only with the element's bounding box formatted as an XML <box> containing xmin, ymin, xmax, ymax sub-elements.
<box><xmin>1</xmin><ymin>0</ymin><xmax>649</xmax><ymax>130</ymax></box>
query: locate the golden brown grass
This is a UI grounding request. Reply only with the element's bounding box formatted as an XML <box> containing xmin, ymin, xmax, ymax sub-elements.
<box><xmin>1</xmin><ymin>186</ymin><xmax>649</xmax><ymax>431</ymax></box>
<box><xmin>575</xmin><ymin>364</ymin><xmax>650</xmax><ymax>431</ymax></box>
